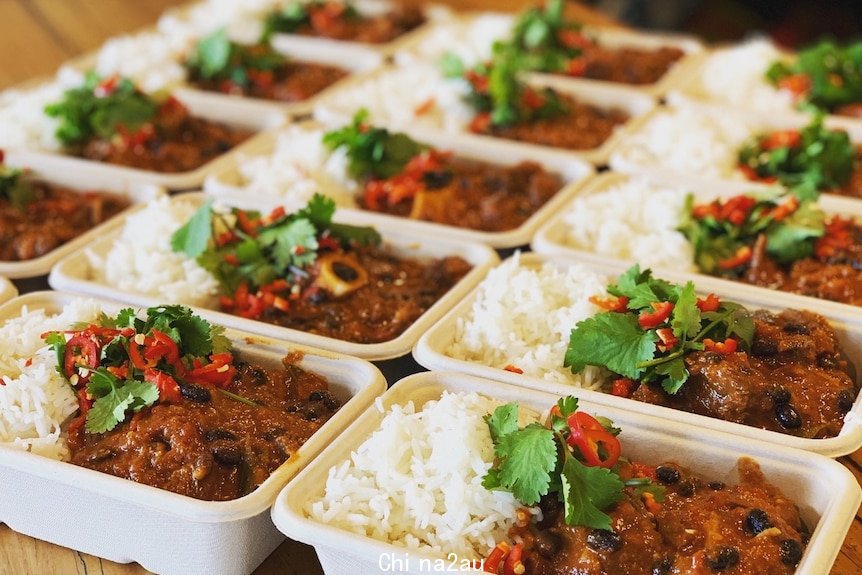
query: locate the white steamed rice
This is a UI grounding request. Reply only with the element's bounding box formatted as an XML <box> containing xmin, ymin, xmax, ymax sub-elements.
<box><xmin>395</xmin><ymin>13</ymin><xmax>513</xmax><ymax>68</ymax></box>
<box><xmin>307</xmin><ymin>391</ymin><xmax>539</xmax><ymax>560</ymax></box>
<box><xmin>613</xmin><ymin>104</ymin><xmax>755</xmax><ymax>179</ymax></box>
<box><xmin>562</xmin><ymin>178</ymin><xmax>696</xmax><ymax>272</ymax></box>
<box><xmin>88</xmin><ymin>197</ymin><xmax>220</xmax><ymax>308</ymax></box>
<box><xmin>694</xmin><ymin>39</ymin><xmax>795</xmax><ymax>112</ymax></box>
<box><xmin>314</xmin><ymin>62</ymin><xmax>475</xmax><ymax>132</ymax></box>
<box><xmin>447</xmin><ymin>253</ymin><xmax>608</xmax><ymax>388</ymax></box>
<box><xmin>0</xmin><ymin>299</ymin><xmax>102</xmax><ymax>460</ymax></box>
<box><xmin>229</xmin><ymin>124</ymin><xmax>358</xmax><ymax>210</ymax></box>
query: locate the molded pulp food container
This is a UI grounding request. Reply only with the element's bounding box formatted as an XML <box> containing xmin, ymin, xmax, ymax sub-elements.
<box><xmin>5</xmin><ymin>89</ymin><xmax>286</xmax><ymax>191</ymax></box>
<box><xmin>531</xmin><ymin>171</ymin><xmax>862</xmax><ymax>326</ymax></box>
<box><xmin>48</xmin><ymin>193</ymin><xmax>500</xmax><ymax>361</ymax></box>
<box><xmin>414</xmin><ymin>252</ymin><xmax>862</xmax><ymax>457</ymax></box>
<box><xmin>0</xmin><ymin>164</ymin><xmax>163</xmax><ymax>279</ymax></box>
<box><xmin>0</xmin><ymin>277</ymin><xmax>16</xmax><ymax>305</ymax></box>
<box><xmin>204</xmin><ymin>120</ymin><xmax>597</xmax><ymax>248</ymax></box>
<box><xmin>312</xmin><ymin>64</ymin><xmax>657</xmax><ymax>166</ymax></box>
<box><xmin>394</xmin><ymin>12</ymin><xmax>704</xmax><ymax>98</ymax></box>
<box><xmin>271</xmin><ymin>371</ymin><xmax>862</xmax><ymax>574</ymax></box>
<box><xmin>0</xmin><ymin>291</ymin><xmax>386</xmax><ymax>575</ymax></box>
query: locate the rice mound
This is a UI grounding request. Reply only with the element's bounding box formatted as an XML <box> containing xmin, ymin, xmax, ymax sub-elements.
<box><xmin>231</xmin><ymin>125</ymin><xmax>358</xmax><ymax>210</ymax></box>
<box><xmin>614</xmin><ymin>105</ymin><xmax>754</xmax><ymax>178</ymax></box>
<box><xmin>696</xmin><ymin>39</ymin><xmax>795</xmax><ymax>112</ymax></box>
<box><xmin>0</xmin><ymin>299</ymin><xmax>102</xmax><ymax>460</ymax></box>
<box><xmin>447</xmin><ymin>254</ymin><xmax>608</xmax><ymax>388</ymax></box>
<box><xmin>307</xmin><ymin>391</ymin><xmax>538</xmax><ymax>560</ymax></box>
<box><xmin>315</xmin><ymin>62</ymin><xmax>475</xmax><ymax>132</ymax></box>
<box><xmin>562</xmin><ymin>178</ymin><xmax>696</xmax><ymax>273</ymax></box>
<box><xmin>89</xmin><ymin>197</ymin><xmax>220</xmax><ymax>308</ymax></box>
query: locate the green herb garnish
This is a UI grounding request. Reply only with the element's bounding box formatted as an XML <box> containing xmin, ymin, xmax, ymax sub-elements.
<box><xmin>738</xmin><ymin>116</ymin><xmax>855</xmax><ymax>191</ymax></box>
<box><xmin>322</xmin><ymin>110</ymin><xmax>428</xmax><ymax>179</ymax></box>
<box><xmin>678</xmin><ymin>190</ymin><xmax>826</xmax><ymax>275</ymax></box>
<box><xmin>171</xmin><ymin>194</ymin><xmax>381</xmax><ymax>294</ymax></box>
<box><xmin>565</xmin><ymin>266</ymin><xmax>755</xmax><ymax>394</ymax></box>
<box><xmin>484</xmin><ymin>396</ymin><xmax>662</xmax><ymax>530</ymax></box>
<box><xmin>766</xmin><ymin>40</ymin><xmax>862</xmax><ymax>113</ymax></box>
<box><xmin>44</xmin><ymin>72</ymin><xmax>159</xmax><ymax>147</ymax></box>
<box><xmin>505</xmin><ymin>0</ymin><xmax>589</xmax><ymax>74</ymax></box>
<box><xmin>444</xmin><ymin>47</ymin><xmax>569</xmax><ymax>128</ymax></box>
<box><xmin>186</xmin><ymin>29</ymin><xmax>287</xmax><ymax>89</ymax></box>
<box><xmin>45</xmin><ymin>305</ymin><xmax>232</xmax><ymax>434</ymax></box>
<box><xmin>262</xmin><ymin>1</ymin><xmax>362</xmax><ymax>40</ymax></box>
<box><xmin>0</xmin><ymin>164</ymin><xmax>35</xmax><ymax>209</ymax></box>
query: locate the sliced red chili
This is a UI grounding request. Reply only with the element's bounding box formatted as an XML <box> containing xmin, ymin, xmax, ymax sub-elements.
<box><xmin>503</xmin><ymin>364</ymin><xmax>524</xmax><ymax>374</ymax></box>
<box><xmin>631</xmin><ymin>462</ymin><xmax>657</xmax><ymax>482</ymax></box>
<box><xmin>503</xmin><ymin>543</ymin><xmax>524</xmax><ymax>575</ymax></box>
<box><xmin>144</xmin><ymin>368</ymin><xmax>182</xmax><ymax>403</ymax></box>
<box><xmin>638</xmin><ymin>301</ymin><xmax>674</xmax><ymax>330</ymax></box>
<box><xmin>469</xmin><ymin>113</ymin><xmax>492</xmax><ymax>134</ymax></box>
<box><xmin>64</xmin><ymin>334</ymin><xmax>101</xmax><ymax>384</ymax></box>
<box><xmin>717</xmin><ymin>246</ymin><xmax>753</xmax><ymax>270</ymax></box>
<box><xmin>655</xmin><ymin>327</ymin><xmax>678</xmax><ymax>352</ymax></box>
<box><xmin>696</xmin><ymin>294</ymin><xmax>720</xmax><ymax>313</ymax></box>
<box><xmin>777</xmin><ymin>73</ymin><xmax>811</xmax><ymax>98</ymax></box>
<box><xmin>483</xmin><ymin>542</ymin><xmax>509</xmax><ymax>574</ymax></box>
<box><xmin>610</xmin><ymin>377</ymin><xmax>638</xmax><ymax>398</ymax></box>
<box><xmin>760</xmin><ymin>129</ymin><xmax>801</xmax><ymax>150</ymax></box>
<box><xmin>589</xmin><ymin>294</ymin><xmax>629</xmax><ymax>313</ymax></box>
<box><xmin>567</xmin><ymin>412</ymin><xmax>621</xmax><ymax>469</ymax></box>
<box><xmin>703</xmin><ymin>338</ymin><xmax>738</xmax><ymax>355</ymax></box>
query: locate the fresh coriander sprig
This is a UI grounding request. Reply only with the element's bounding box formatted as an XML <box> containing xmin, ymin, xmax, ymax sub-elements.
<box><xmin>565</xmin><ymin>266</ymin><xmax>755</xmax><ymax>394</ymax></box>
<box><xmin>738</xmin><ymin>116</ymin><xmax>855</xmax><ymax>191</ymax></box>
<box><xmin>0</xmin><ymin>164</ymin><xmax>35</xmax><ymax>210</ymax></box>
<box><xmin>677</xmin><ymin>190</ymin><xmax>826</xmax><ymax>276</ymax></box>
<box><xmin>322</xmin><ymin>110</ymin><xmax>428</xmax><ymax>180</ymax></box>
<box><xmin>171</xmin><ymin>194</ymin><xmax>381</xmax><ymax>295</ymax></box>
<box><xmin>483</xmin><ymin>396</ymin><xmax>659</xmax><ymax>531</ymax></box>
<box><xmin>44</xmin><ymin>72</ymin><xmax>159</xmax><ymax>147</ymax></box>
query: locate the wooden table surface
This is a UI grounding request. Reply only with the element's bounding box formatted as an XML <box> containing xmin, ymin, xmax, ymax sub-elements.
<box><xmin>0</xmin><ymin>1</ymin><xmax>859</xmax><ymax>574</ymax></box>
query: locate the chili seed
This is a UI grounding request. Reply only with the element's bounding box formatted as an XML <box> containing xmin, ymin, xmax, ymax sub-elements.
<box><xmin>707</xmin><ymin>547</ymin><xmax>740</xmax><ymax>571</ymax></box>
<box><xmin>779</xmin><ymin>539</ymin><xmax>803</xmax><ymax>566</ymax></box>
<box><xmin>708</xmin><ymin>481</ymin><xmax>725</xmax><ymax>490</ymax></box>
<box><xmin>745</xmin><ymin>509</ymin><xmax>772</xmax><ymax>535</ymax></box>
<box><xmin>838</xmin><ymin>389</ymin><xmax>855</xmax><ymax>413</ymax></box>
<box><xmin>586</xmin><ymin>529</ymin><xmax>622</xmax><ymax>552</ymax></box>
<box><xmin>534</xmin><ymin>530</ymin><xmax>562</xmax><ymax>559</ymax></box>
<box><xmin>775</xmin><ymin>403</ymin><xmax>802</xmax><ymax>429</ymax></box>
<box><xmin>656</xmin><ymin>466</ymin><xmax>680</xmax><ymax>485</ymax></box>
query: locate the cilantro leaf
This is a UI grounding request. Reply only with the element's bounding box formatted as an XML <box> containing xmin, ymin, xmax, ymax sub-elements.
<box><xmin>259</xmin><ymin>218</ymin><xmax>319</xmax><ymax>269</ymax></box>
<box><xmin>44</xmin><ymin>72</ymin><xmax>158</xmax><ymax>147</ymax></box>
<box><xmin>764</xmin><ymin>200</ymin><xmax>825</xmax><ymax>264</ymax></box>
<box><xmin>0</xmin><ymin>166</ymin><xmax>36</xmax><ymax>210</ymax></box>
<box><xmin>485</xmin><ymin>403</ymin><xmax>520</xmax><ymax>443</ymax></box>
<box><xmin>608</xmin><ymin>265</ymin><xmax>674</xmax><ymax>311</ymax></box>
<box><xmin>565</xmin><ymin>313</ymin><xmax>657</xmax><ymax>379</ymax></box>
<box><xmin>43</xmin><ymin>332</ymin><xmax>67</xmax><ymax>377</ymax></box>
<box><xmin>170</xmin><ymin>202</ymin><xmax>213</xmax><ymax>259</ymax></box>
<box><xmin>655</xmin><ymin>356</ymin><xmax>689</xmax><ymax>394</ymax></box>
<box><xmin>560</xmin><ymin>456</ymin><xmax>624</xmax><ymax>531</ymax></box>
<box><xmin>323</xmin><ymin>110</ymin><xmax>428</xmax><ymax>180</ymax></box>
<box><xmin>493</xmin><ymin>423</ymin><xmax>557</xmax><ymax>505</ymax></box>
<box><xmin>193</xmin><ymin>29</ymin><xmax>232</xmax><ymax>78</ymax></box>
<box><xmin>85</xmin><ymin>369</ymin><xmax>158</xmax><ymax>434</ymax></box>
<box><xmin>296</xmin><ymin>193</ymin><xmax>337</xmax><ymax>229</ymax></box>
<box><xmin>671</xmin><ymin>281</ymin><xmax>700</xmax><ymax>339</ymax></box>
